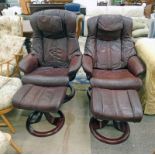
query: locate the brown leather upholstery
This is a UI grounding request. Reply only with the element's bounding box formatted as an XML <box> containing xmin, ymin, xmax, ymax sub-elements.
<box><xmin>91</xmin><ymin>88</ymin><xmax>143</xmax><ymax>122</ymax></box>
<box><xmin>12</xmin><ymin>10</ymin><xmax>81</xmax><ymax>137</ymax></box>
<box><xmin>20</xmin><ymin>10</ymin><xmax>82</xmax><ymax>84</ymax></box>
<box><xmin>91</xmin><ymin>69</ymin><xmax>142</xmax><ymax>90</ymax></box>
<box><xmin>128</xmin><ymin>56</ymin><xmax>145</xmax><ymax>76</ymax></box>
<box><xmin>83</xmin><ymin>15</ymin><xmax>136</xmax><ymax>70</ymax></box>
<box><xmin>13</xmin><ymin>9</ymin><xmax>82</xmax><ymax>110</ymax></box>
<box><xmin>22</xmin><ymin>67</ymin><xmax>69</xmax><ymax>86</ymax></box>
<box><xmin>83</xmin><ymin>15</ymin><xmax>145</xmax><ymax>84</ymax></box>
<box><xmin>82</xmin><ymin>15</ymin><xmax>145</xmax><ymax>144</ymax></box>
<box><xmin>13</xmin><ymin>84</ymin><xmax>66</xmax><ymax>112</ymax></box>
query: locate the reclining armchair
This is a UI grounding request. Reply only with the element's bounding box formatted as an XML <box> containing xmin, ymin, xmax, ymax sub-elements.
<box><xmin>13</xmin><ymin>10</ymin><xmax>82</xmax><ymax>137</ymax></box>
<box><xmin>82</xmin><ymin>15</ymin><xmax>145</xmax><ymax>144</ymax></box>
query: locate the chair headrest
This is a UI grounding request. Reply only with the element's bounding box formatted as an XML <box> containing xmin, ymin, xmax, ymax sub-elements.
<box><xmin>98</xmin><ymin>15</ymin><xmax>123</xmax><ymax>31</ymax></box>
<box><xmin>97</xmin><ymin>15</ymin><xmax>123</xmax><ymax>41</ymax></box>
<box><xmin>37</xmin><ymin>15</ymin><xmax>64</xmax><ymax>37</ymax></box>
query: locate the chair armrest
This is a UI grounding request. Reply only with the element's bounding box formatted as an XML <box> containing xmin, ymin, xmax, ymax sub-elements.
<box><xmin>128</xmin><ymin>56</ymin><xmax>145</xmax><ymax>76</ymax></box>
<box><xmin>19</xmin><ymin>53</ymin><xmax>39</xmax><ymax>74</ymax></box>
<box><xmin>68</xmin><ymin>54</ymin><xmax>82</xmax><ymax>81</ymax></box>
<box><xmin>82</xmin><ymin>54</ymin><xmax>93</xmax><ymax>79</ymax></box>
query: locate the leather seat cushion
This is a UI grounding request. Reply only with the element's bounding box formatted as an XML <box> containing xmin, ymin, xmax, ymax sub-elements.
<box><xmin>12</xmin><ymin>84</ymin><xmax>67</xmax><ymax>112</ymax></box>
<box><xmin>90</xmin><ymin>69</ymin><xmax>142</xmax><ymax>90</ymax></box>
<box><xmin>22</xmin><ymin>67</ymin><xmax>69</xmax><ymax>86</ymax></box>
<box><xmin>91</xmin><ymin>88</ymin><xmax>143</xmax><ymax>122</ymax></box>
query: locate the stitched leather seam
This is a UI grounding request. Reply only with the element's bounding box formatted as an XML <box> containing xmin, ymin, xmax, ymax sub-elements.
<box><xmin>19</xmin><ymin>85</ymin><xmax>33</xmax><ymax>107</ymax></box>
<box><xmin>127</xmin><ymin>90</ymin><xmax>135</xmax><ymax>119</ymax></box>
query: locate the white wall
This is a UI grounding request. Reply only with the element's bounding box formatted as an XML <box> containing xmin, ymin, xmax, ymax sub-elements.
<box><xmin>73</xmin><ymin>0</ymin><xmax>112</xmax><ymax>7</ymax></box>
<box><xmin>6</xmin><ymin>0</ymin><xmax>19</xmax><ymax>6</ymax></box>
<box><xmin>73</xmin><ymin>0</ymin><xmax>97</xmax><ymax>7</ymax></box>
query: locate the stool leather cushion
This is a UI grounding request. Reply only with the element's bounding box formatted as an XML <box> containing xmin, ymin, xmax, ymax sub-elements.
<box><xmin>91</xmin><ymin>88</ymin><xmax>143</xmax><ymax>122</ymax></box>
<box><xmin>13</xmin><ymin>84</ymin><xmax>67</xmax><ymax>112</ymax></box>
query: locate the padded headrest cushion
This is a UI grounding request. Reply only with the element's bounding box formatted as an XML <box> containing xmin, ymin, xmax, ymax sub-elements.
<box><xmin>97</xmin><ymin>15</ymin><xmax>123</xmax><ymax>41</ymax></box>
<box><xmin>98</xmin><ymin>15</ymin><xmax>123</xmax><ymax>31</ymax></box>
<box><xmin>37</xmin><ymin>15</ymin><xmax>63</xmax><ymax>34</ymax></box>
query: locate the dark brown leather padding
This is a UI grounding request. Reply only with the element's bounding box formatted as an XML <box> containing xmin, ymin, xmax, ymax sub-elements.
<box><xmin>37</xmin><ymin>15</ymin><xmax>64</xmax><ymax>35</ymax></box>
<box><xmin>30</xmin><ymin>9</ymin><xmax>81</xmax><ymax>68</ymax></box>
<box><xmin>22</xmin><ymin>67</ymin><xmax>69</xmax><ymax>86</ymax></box>
<box><xmin>82</xmin><ymin>15</ymin><xmax>145</xmax><ymax>144</ymax></box>
<box><xmin>82</xmin><ymin>15</ymin><xmax>145</xmax><ymax>118</ymax></box>
<box><xmin>13</xmin><ymin>84</ymin><xmax>67</xmax><ymax>112</ymax></box>
<box><xmin>91</xmin><ymin>88</ymin><xmax>143</xmax><ymax>122</ymax></box>
<box><xmin>12</xmin><ymin>10</ymin><xmax>81</xmax><ymax>137</ymax></box>
<box><xmin>19</xmin><ymin>10</ymin><xmax>82</xmax><ymax>85</ymax></box>
<box><xmin>91</xmin><ymin>69</ymin><xmax>142</xmax><ymax>90</ymax></box>
<box><xmin>97</xmin><ymin>15</ymin><xmax>123</xmax><ymax>41</ymax></box>
<box><xmin>13</xmin><ymin>10</ymin><xmax>82</xmax><ymax>112</ymax></box>
<box><xmin>85</xmin><ymin>15</ymin><xmax>136</xmax><ymax>70</ymax></box>
<box><xmin>83</xmin><ymin>14</ymin><xmax>145</xmax><ymax>93</ymax></box>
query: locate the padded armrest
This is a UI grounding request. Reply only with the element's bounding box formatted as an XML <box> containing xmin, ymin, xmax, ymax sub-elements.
<box><xmin>68</xmin><ymin>54</ymin><xmax>82</xmax><ymax>81</ymax></box>
<box><xmin>19</xmin><ymin>53</ymin><xmax>39</xmax><ymax>74</ymax></box>
<box><xmin>82</xmin><ymin>54</ymin><xmax>93</xmax><ymax>79</ymax></box>
<box><xmin>128</xmin><ymin>56</ymin><xmax>145</xmax><ymax>76</ymax></box>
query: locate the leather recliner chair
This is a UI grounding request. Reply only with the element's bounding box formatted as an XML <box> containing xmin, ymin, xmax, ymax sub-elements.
<box><xmin>82</xmin><ymin>15</ymin><xmax>145</xmax><ymax>144</ymax></box>
<box><xmin>13</xmin><ymin>9</ymin><xmax>82</xmax><ymax>137</ymax></box>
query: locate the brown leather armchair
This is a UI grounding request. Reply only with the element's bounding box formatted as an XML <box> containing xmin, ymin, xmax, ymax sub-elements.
<box><xmin>13</xmin><ymin>10</ymin><xmax>82</xmax><ymax>137</ymax></box>
<box><xmin>82</xmin><ymin>15</ymin><xmax>145</xmax><ymax>144</ymax></box>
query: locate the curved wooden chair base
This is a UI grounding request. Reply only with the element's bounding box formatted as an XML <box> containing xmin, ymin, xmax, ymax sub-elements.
<box><xmin>26</xmin><ymin>111</ymin><xmax>65</xmax><ymax>137</ymax></box>
<box><xmin>89</xmin><ymin>117</ymin><xmax>130</xmax><ymax>144</ymax></box>
<box><xmin>5</xmin><ymin>133</ymin><xmax>22</xmax><ymax>153</ymax></box>
<box><xmin>0</xmin><ymin>106</ymin><xmax>16</xmax><ymax>133</ymax></box>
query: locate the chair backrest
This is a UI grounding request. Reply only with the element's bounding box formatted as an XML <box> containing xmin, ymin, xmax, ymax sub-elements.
<box><xmin>85</xmin><ymin>14</ymin><xmax>136</xmax><ymax>70</ymax></box>
<box><xmin>30</xmin><ymin>9</ymin><xmax>79</xmax><ymax>68</ymax></box>
<box><xmin>0</xmin><ymin>16</ymin><xmax>23</xmax><ymax>36</ymax></box>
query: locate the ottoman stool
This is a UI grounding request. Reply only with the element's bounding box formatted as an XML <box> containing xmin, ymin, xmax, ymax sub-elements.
<box><xmin>89</xmin><ymin>88</ymin><xmax>143</xmax><ymax>144</ymax></box>
<box><xmin>0</xmin><ymin>76</ymin><xmax>22</xmax><ymax>133</ymax></box>
<box><xmin>13</xmin><ymin>84</ymin><xmax>75</xmax><ymax>137</ymax></box>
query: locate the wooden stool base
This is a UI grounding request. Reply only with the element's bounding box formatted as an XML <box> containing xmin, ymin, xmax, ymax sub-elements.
<box><xmin>0</xmin><ymin>106</ymin><xmax>16</xmax><ymax>133</ymax></box>
<box><xmin>5</xmin><ymin>133</ymin><xmax>22</xmax><ymax>153</ymax></box>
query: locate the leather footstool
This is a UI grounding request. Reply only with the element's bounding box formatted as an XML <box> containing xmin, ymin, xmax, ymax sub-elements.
<box><xmin>89</xmin><ymin>88</ymin><xmax>143</xmax><ymax>144</ymax></box>
<box><xmin>13</xmin><ymin>84</ymin><xmax>67</xmax><ymax>112</ymax></box>
<box><xmin>13</xmin><ymin>84</ymin><xmax>75</xmax><ymax>137</ymax></box>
